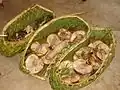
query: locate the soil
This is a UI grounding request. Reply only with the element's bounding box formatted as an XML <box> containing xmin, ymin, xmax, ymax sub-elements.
<box><xmin>0</xmin><ymin>0</ymin><xmax>120</xmax><ymax>90</ymax></box>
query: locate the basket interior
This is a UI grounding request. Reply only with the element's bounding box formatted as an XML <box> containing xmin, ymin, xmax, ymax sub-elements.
<box><xmin>22</xmin><ymin>16</ymin><xmax>90</xmax><ymax>77</ymax></box>
<box><xmin>4</xmin><ymin>5</ymin><xmax>54</xmax><ymax>41</ymax></box>
<box><xmin>33</xmin><ymin>16</ymin><xmax>89</xmax><ymax>43</ymax></box>
<box><xmin>49</xmin><ymin>29</ymin><xmax>115</xmax><ymax>90</ymax></box>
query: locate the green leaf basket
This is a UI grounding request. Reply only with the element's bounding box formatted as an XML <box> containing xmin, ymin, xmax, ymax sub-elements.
<box><xmin>49</xmin><ymin>27</ymin><xmax>116</xmax><ymax>90</ymax></box>
<box><xmin>20</xmin><ymin>15</ymin><xmax>90</xmax><ymax>80</ymax></box>
<box><xmin>0</xmin><ymin>4</ymin><xmax>55</xmax><ymax>57</ymax></box>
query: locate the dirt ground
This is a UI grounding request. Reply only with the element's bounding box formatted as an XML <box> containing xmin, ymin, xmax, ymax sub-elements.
<box><xmin>0</xmin><ymin>0</ymin><xmax>120</xmax><ymax>90</ymax></box>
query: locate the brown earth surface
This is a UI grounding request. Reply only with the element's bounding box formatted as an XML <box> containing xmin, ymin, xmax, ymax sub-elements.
<box><xmin>0</xmin><ymin>0</ymin><xmax>120</xmax><ymax>90</ymax></box>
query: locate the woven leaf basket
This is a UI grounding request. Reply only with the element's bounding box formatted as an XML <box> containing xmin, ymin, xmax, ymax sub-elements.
<box><xmin>49</xmin><ymin>27</ymin><xmax>116</xmax><ymax>90</ymax></box>
<box><xmin>0</xmin><ymin>4</ymin><xmax>55</xmax><ymax>57</ymax></box>
<box><xmin>20</xmin><ymin>15</ymin><xmax>90</xmax><ymax>80</ymax></box>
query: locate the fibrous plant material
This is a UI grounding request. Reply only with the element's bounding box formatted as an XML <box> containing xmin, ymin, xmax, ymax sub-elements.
<box><xmin>20</xmin><ymin>15</ymin><xmax>90</xmax><ymax>80</ymax></box>
<box><xmin>0</xmin><ymin>4</ymin><xmax>55</xmax><ymax>57</ymax></box>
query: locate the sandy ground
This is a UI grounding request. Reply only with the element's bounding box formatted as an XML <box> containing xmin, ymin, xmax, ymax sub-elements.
<box><xmin>0</xmin><ymin>0</ymin><xmax>120</xmax><ymax>90</ymax></box>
